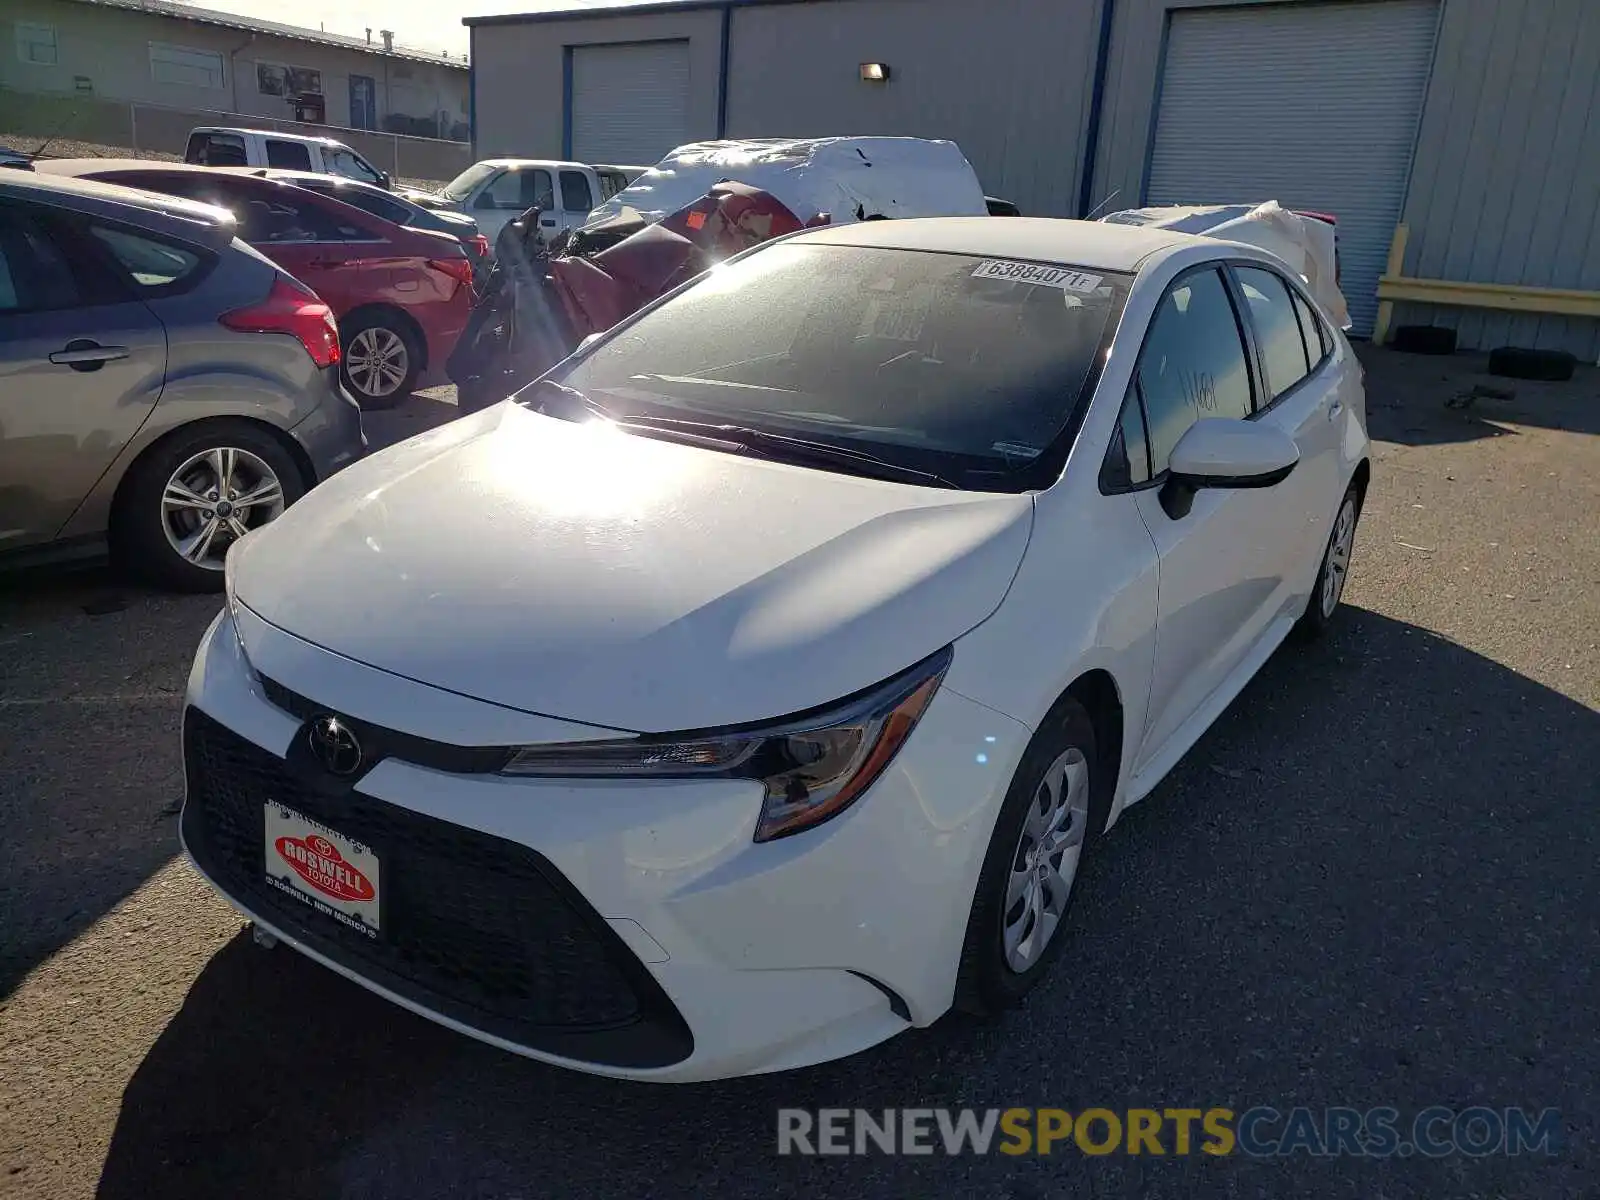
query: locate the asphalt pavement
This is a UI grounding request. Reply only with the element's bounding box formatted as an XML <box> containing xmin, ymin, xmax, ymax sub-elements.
<box><xmin>1</xmin><ymin>354</ymin><xmax>1596</xmax><ymax>1199</ymax></box>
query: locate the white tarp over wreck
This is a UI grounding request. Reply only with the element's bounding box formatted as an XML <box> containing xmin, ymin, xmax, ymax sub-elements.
<box><xmin>1101</xmin><ymin>202</ymin><xmax>1352</xmax><ymax>331</ymax></box>
<box><xmin>582</xmin><ymin>137</ymin><xmax>990</xmax><ymax>230</ymax></box>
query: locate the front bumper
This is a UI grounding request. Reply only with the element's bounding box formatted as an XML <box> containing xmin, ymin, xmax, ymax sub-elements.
<box><xmin>180</xmin><ymin>606</ymin><xmax>1030</xmax><ymax>1081</ymax></box>
<box><xmin>288</xmin><ymin>372</ymin><xmax>366</xmax><ymax>484</ymax></box>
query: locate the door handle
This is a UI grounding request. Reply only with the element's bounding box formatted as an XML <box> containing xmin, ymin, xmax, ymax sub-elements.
<box><xmin>49</xmin><ymin>342</ymin><xmax>129</xmax><ymax>370</ymax></box>
<box><xmin>1328</xmin><ymin>401</ymin><xmax>1344</xmax><ymax>421</ymax></box>
<box><xmin>539</xmin><ymin>218</ymin><xmax>557</xmax><ymax>228</ymax></box>
<box><xmin>310</xmin><ymin>256</ymin><xmax>348</xmax><ymax>267</ymax></box>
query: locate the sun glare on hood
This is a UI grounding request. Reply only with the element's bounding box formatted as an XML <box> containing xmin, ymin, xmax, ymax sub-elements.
<box><xmin>467</xmin><ymin>406</ymin><xmax>704</xmax><ymax>522</ymax></box>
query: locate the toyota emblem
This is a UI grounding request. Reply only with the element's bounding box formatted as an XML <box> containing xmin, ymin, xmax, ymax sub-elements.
<box><xmin>308</xmin><ymin>715</ymin><xmax>363</xmax><ymax>776</ymax></box>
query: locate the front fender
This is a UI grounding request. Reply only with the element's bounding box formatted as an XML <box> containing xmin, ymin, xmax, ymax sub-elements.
<box><xmin>942</xmin><ymin>484</ymin><xmax>1160</xmax><ymax>827</ymax></box>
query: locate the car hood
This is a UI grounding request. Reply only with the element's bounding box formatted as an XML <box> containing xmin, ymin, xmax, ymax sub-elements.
<box><xmin>232</xmin><ymin>404</ymin><xmax>1033</xmax><ymax>732</ymax></box>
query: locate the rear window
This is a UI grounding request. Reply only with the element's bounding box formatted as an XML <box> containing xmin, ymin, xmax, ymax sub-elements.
<box><xmin>265</xmin><ymin>139</ymin><xmax>313</xmax><ymax>170</ymax></box>
<box><xmin>558</xmin><ymin>243</ymin><xmax>1129</xmax><ymax>492</ymax></box>
<box><xmin>185</xmin><ymin>132</ymin><xmax>247</xmax><ymax>167</ymax></box>
<box><xmin>102</xmin><ymin>174</ymin><xmax>374</xmax><ymax>244</ymax></box>
<box><xmin>90</xmin><ymin>224</ymin><xmax>206</xmax><ymax>292</ymax></box>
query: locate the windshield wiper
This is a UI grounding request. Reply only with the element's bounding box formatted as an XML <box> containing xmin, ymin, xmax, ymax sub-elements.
<box><xmin>531</xmin><ymin>381</ymin><xmax>955</xmax><ymax>487</ymax></box>
<box><xmin>605</xmin><ymin>412</ymin><xmax>957</xmax><ymax>488</ymax></box>
<box><xmin>528</xmin><ymin>378</ymin><xmax>614</xmax><ymax>421</ymax></box>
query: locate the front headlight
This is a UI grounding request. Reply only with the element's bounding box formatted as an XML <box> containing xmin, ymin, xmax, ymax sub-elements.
<box><xmin>502</xmin><ymin>646</ymin><xmax>952</xmax><ymax>842</ymax></box>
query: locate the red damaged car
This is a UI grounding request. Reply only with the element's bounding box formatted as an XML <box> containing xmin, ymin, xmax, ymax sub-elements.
<box><xmin>37</xmin><ymin>160</ymin><xmax>473</xmax><ymax>405</ymax></box>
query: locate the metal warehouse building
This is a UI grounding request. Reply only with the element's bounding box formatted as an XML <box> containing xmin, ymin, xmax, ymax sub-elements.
<box><xmin>466</xmin><ymin>0</ymin><xmax>1600</xmax><ymax>354</ymax></box>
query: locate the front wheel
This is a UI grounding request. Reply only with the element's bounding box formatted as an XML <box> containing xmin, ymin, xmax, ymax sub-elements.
<box><xmin>955</xmin><ymin>696</ymin><xmax>1103</xmax><ymax>1015</ymax></box>
<box><xmin>1295</xmin><ymin>482</ymin><xmax>1361</xmax><ymax>640</ymax></box>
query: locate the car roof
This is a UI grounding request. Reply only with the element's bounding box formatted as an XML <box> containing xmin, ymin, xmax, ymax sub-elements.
<box><xmin>788</xmin><ymin>216</ymin><xmax>1208</xmax><ymax>273</ymax></box>
<box><xmin>474</xmin><ymin>158</ymin><xmax>588</xmax><ymax>170</ymax></box>
<box><xmin>35</xmin><ymin>158</ymin><xmax>228</xmax><ymax>179</ymax></box>
<box><xmin>191</xmin><ymin>127</ymin><xmax>347</xmax><ymax>147</ymax></box>
<box><xmin>230</xmin><ymin>167</ymin><xmax>384</xmax><ymax>192</ymax></box>
<box><xmin>0</xmin><ymin>169</ymin><xmax>238</xmax><ymax>249</ymax></box>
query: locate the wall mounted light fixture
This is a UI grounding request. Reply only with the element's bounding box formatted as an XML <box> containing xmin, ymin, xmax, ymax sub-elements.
<box><xmin>859</xmin><ymin>62</ymin><xmax>891</xmax><ymax>82</ymax></box>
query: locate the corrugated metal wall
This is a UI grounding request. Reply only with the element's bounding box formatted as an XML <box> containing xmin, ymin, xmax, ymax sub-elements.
<box><xmin>469</xmin><ymin>8</ymin><xmax>723</xmax><ymax>160</ymax></box>
<box><xmin>474</xmin><ymin>0</ymin><xmax>1600</xmax><ymax>355</ymax></box>
<box><xmin>724</xmin><ymin>0</ymin><xmax>1104</xmax><ymax>219</ymax></box>
<box><xmin>1093</xmin><ymin>0</ymin><xmax>1600</xmax><ymax>354</ymax></box>
<box><xmin>1395</xmin><ymin>0</ymin><xmax>1600</xmax><ymax>358</ymax></box>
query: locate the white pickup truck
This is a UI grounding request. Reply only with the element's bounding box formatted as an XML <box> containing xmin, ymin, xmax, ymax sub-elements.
<box><xmin>184</xmin><ymin>127</ymin><xmax>394</xmax><ymax>190</ymax></box>
<box><xmin>398</xmin><ymin>158</ymin><xmax>605</xmax><ymax>245</ymax></box>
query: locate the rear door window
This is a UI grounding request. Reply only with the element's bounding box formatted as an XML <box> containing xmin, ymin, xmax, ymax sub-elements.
<box><xmin>559</xmin><ymin>170</ymin><xmax>594</xmax><ymax>213</ymax></box>
<box><xmin>1233</xmin><ymin>265</ymin><xmax>1310</xmax><ymax>403</ymax></box>
<box><xmin>0</xmin><ymin>209</ymin><xmax>82</xmax><ymax>313</ymax></box>
<box><xmin>265</xmin><ymin>139</ymin><xmax>314</xmax><ymax>170</ymax></box>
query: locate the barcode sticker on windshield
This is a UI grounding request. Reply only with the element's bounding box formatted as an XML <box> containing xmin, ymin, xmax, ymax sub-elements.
<box><xmin>971</xmin><ymin>260</ymin><xmax>1103</xmax><ymax>293</ymax></box>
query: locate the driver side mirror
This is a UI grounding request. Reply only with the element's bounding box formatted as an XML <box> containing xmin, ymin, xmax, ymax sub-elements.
<box><xmin>378</xmin><ymin>170</ymin><xmax>393</xmax><ymax>189</ymax></box>
<box><xmin>1160</xmin><ymin>418</ymin><xmax>1299</xmax><ymax>519</ymax></box>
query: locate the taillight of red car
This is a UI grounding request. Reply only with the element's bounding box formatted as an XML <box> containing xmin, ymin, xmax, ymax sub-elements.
<box><xmin>220</xmin><ymin>276</ymin><xmax>341</xmax><ymax>368</ymax></box>
<box><xmin>469</xmin><ymin>234</ymin><xmax>490</xmax><ymax>259</ymax></box>
<box><xmin>429</xmin><ymin>256</ymin><xmax>476</xmax><ymax>290</ymax></box>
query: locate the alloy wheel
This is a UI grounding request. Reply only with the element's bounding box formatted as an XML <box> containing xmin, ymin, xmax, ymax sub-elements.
<box><xmin>160</xmin><ymin>446</ymin><xmax>286</xmax><ymax>570</ymax></box>
<box><xmin>346</xmin><ymin>326</ymin><xmax>410</xmax><ymax>398</ymax></box>
<box><xmin>1003</xmin><ymin>746</ymin><xmax>1090</xmax><ymax>973</ymax></box>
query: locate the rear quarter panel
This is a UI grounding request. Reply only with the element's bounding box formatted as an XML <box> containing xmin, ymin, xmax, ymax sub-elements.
<box><xmin>58</xmin><ymin>243</ymin><xmax>337</xmax><ymax>539</ymax></box>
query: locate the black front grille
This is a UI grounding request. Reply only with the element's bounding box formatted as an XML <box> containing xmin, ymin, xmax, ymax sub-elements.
<box><xmin>182</xmin><ymin>707</ymin><xmax>692</xmax><ymax>1068</ymax></box>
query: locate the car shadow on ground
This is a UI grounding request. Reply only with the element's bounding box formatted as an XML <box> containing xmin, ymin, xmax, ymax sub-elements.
<box><xmin>0</xmin><ymin>568</ymin><xmax>206</xmax><ymax>999</ymax></box>
<box><xmin>94</xmin><ymin>608</ymin><xmax>1599</xmax><ymax>1199</ymax></box>
<box><xmin>0</xmin><ymin>389</ymin><xmax>462</xmax><ymax>1000</ymax></box>
<box><xmin>1359</xmin><ymin>345</ymin><xmax>1600</xmax><ymax>446</ymax></box>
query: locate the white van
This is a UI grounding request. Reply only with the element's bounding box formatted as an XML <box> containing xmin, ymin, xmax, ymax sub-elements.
<box><xmin>184</xmin><ymin>127</ymin><xmax>393</xmax><ymax>190</ymax></box>
<box><xmin>404</xmin><ymin>158</ymin><xmax>603</xmax><ymax>245</ymax></box>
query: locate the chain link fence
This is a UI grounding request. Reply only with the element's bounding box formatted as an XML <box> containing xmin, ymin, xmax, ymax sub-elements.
<box><xmin>3</xmin><ymin>88</ymin><xmax>472</xmax><ymax>188</ymax></box>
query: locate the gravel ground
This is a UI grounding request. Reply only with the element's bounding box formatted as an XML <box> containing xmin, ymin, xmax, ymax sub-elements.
<box><xmin>0</xmin><ymin>351</ymin><xmax>1596</xmax><ymax>1199</ymax></box>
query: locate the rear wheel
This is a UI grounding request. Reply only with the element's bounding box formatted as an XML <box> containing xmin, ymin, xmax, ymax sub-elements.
<box><xmin>342</xmin><ymin>312</ymin><xmax>419</xmax><ymax>406</ymax></box>
<box><xmin>112</xmin><ymin>421</ymin><xmax>305</xmax><ymax>593</ymax></box>
<box><xmin>1295</xmin><ymin>483</ymin><xmax>1361</xmax><ymax>640</ymax></box>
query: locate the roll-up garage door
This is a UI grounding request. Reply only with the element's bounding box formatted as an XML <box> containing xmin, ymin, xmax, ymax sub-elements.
<box><xmin>1146</xmin><ymin>1</ymin><xmax>1437</xmax><ymax>334</ymax></box>
<box><xmin>570</xmin><ymin>40</ymin><xmax>690</xmax><ymax>165</ymax></box>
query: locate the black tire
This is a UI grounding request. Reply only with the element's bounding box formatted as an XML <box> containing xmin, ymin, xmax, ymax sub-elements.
<box><xmin>1295</xmin><ymin>482</ymin><xmax>1362</xmax><ymax>641</ymax></box>
<box><xmin>111</xmin><ymin>420</ymin><xmax>306</xmax><ymax>593</ymax></box>
<box><xmin>341</xmin><ymin>310</ymin><xmax>421</xmax><ymax>408</ymax></box>
<box><xmin>1391</xmin><ymin>324</ymin><xmax>1457</xmax><ymax>355</ymax></box>
<box><xmin>955</xmin><ymin>694</ymin><xmax>1106</xmax><ymax>1015</ymax></box>
<box><xmin>1487</xmin><ymin>346</ymin><xmax>1576</xmax><ymax>382</ymax></box>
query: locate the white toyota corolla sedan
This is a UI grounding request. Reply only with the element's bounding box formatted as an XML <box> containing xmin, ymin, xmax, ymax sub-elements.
<box><xmin>181</xmin><ymin>217</ymin><xmax>1369</xmax><ymax>1081</ymax></box>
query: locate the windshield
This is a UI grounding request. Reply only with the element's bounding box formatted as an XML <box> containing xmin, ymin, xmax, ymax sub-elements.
<box><xmin>554</xmin><ymin>243</ymin><xmax>1129</xmax><ymax>492</ymax></box>
<box><xmin>443</xmin><ymin>162</ymin><xmax>500</xmax><ymax>202</ymax></box>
